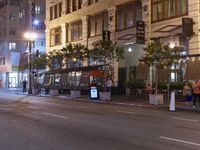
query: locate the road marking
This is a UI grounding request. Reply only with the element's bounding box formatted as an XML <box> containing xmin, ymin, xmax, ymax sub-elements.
<box><xmin>171</xmin><ymin>117</ymin><xmax>199</xmax><ymax>122</ymax></box>
<box><xmin>77</xmin><ymin>106</ymin><xmax>91</xmax><ymax>109</ymax></box>
<box><xmin>160</xmin><ymin>136</ymin><xmax>200</xmax><ymax>147</ymax></box>
<box><xmin>43</xmin><ymin>112</ymin><xmax>68</xmax><ymax>119</ymax></box>
<box><xmin>117</xmin><ymin>111</ymin><xmax>135</xmax><ymax>114</ymax></box>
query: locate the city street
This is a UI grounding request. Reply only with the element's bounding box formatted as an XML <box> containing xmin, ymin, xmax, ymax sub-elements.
<box><xmin>0</xmin><ymin>93</ymin><xmax>200</xmax><ymax>150</ymax></box>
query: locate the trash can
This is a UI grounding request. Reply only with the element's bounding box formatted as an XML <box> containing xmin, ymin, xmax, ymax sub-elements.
<box><xmin>90</xmin><ymin>86</ymin><xmax>99</xmax><ymax>100</ymax></box>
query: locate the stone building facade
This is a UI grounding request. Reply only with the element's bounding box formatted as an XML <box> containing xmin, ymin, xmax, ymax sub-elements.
<box><xmin>45</xmin><ymin>0</ymin><xmax>200</xmax><ymax>93</ymax></box>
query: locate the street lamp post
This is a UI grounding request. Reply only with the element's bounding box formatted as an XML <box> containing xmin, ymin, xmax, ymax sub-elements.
<box><xmin>24</xmin><ymin>32</ymin><xmax>36</xmax><ymax>94</ymax></box>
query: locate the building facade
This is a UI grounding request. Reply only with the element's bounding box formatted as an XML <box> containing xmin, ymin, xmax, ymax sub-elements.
<box><xmin>45</xmin><ymin>0</ymin><xmax>200</xmax><ymax>94</ymax></box>
<box><xmin>0</xmin><ymin>0</ymin><xmax>46</xmax><ymax>89</ymax></box>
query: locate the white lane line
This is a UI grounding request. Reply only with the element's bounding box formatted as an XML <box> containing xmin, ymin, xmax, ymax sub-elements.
<box><xmin>171</xmin><ymin>117</ymin><xmax>199</xmax><ymax>122</ymax></box>
<box><xmin>160</xmin><ymin>136</ymin><xmax>200</xmax><ymax>147</ymax></box>
<box><xmin>43</xmin><ymin>112</ymin><xmax>68</xmax><ymax>119</ymax></box>
<box><xmin>77</xmin><ymin>106</ymin><xmax>91</xmax><ymax>109</ymax></box>
<box><xmin>117</xmin><ymin>111</ymin><xmax>135</xmax><ymax>114</ymax></box>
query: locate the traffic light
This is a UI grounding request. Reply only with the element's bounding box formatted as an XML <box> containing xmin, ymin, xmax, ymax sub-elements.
<box><xmin>36</xmin><ymin>50</ymin><xmax>39</xmax><ymax>57</ymax></box>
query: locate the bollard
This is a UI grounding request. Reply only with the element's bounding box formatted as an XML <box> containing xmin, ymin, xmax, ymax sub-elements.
<box><xmin>169</xmin><ymin>91</ymin><xmax>175</xmax><ymax>112</ymax></box>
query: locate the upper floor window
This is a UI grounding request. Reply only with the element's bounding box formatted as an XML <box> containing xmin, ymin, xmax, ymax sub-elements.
<box><xmin>0</xmin><ymin>57</ymin><xmax>5</xmax><ymax>65</ymax></box>
<box><xmin>152</xmin><ymin>0</ymin><xmax>187</xmax><ymax>22</ymax></box>
<box><xmin>35</xmin><ymin>6</ymin><xmax>44</xmax><ymax>14</ymax></box>
<box><xmin>50</xmin><ymin>26</ymin><xmax>62</xmax><ymax>46</ymax></box>
<box><xmin>49</xmin><ymin>2</ymin><xmax>62</xmax><ymax>20</ymax></box>
<box><xmin>50</xmin><ymin>6</ymin><xmax>53</xmax><ymax>20</ymax></box>
<box><xmin>19</xmin><ymin>12</ymin><xmax>23</xmax><ymax>19</ymax></box>
<box><xmin>89</xmin><ymin>11</ymin><xmax>108</xmax><ymax>37</ymax></box>
<box><xmin>9</xmin><ymin>28</ymin><xmax>16</xmax><ymax>35</ymax></box>
<box><xmin>10</xmin><ymin>13</ymin><xmax>17</xmax><ymax>21</ymax></box>
<box><xmin>9</xmin><ymin>42</ymin><xmax>16</xmax><ymax>50</ymax></box>
<box><xmin>88</xmin><ymin>0</ymin><xmax>98</xmax><ymax>5</ymax></box>
<box><xmin>72</xmin><ymin>0</ymin><xmax>83</xmax><ymax>12</ymax></box>
<box><xmin>66</xmin><ymin>0</ymin><xmax>71</xmax><ymax>14</ymax></box>
<box><xmin>116</xmin><ymin>1</ymin><xmax>142</xmax><ymax>31</ymax></box>
<box><xmin>71</xmin><ymin>21</ymin><xmax>82</xmax><ymax>41</ymax></box>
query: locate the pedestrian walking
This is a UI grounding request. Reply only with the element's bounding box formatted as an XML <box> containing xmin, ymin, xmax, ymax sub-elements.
<box><xmin>106</xmin><ymin>77</ymin><xmax>112</xmax><ymax>92</ymax></box>
<box><xmin>22</xmin><ymin>80</ymin><xmax>27</xmax><ymax>93</ymax></box>
<box><xmin>183</xmin><ymin>82</ymin><xmax>192</xmax><ymax>107</ymax></box>
<box><xmin>145</xmin><ymin>83</ymin><xmax>153</xmax><ymax>99</ymax></box>
<box><xmin>192</xmin><ymin>80</ymin><xmax>200</xmax><ymax>108</ymax></box>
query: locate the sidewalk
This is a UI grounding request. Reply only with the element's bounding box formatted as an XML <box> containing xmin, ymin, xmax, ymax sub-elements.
<box><xmin>1</xmin><ymin>88</ymin><xmax>200</xmax><ymax>112</ymax></box>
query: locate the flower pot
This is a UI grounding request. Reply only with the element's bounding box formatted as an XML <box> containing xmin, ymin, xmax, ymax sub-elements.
<box><xmin>149</xmin><ymin>94</ymin><xmax>164</xmax><ymax>105</ymax></box>
<box><xmin>50</xmin><ymin>89</ymin><xmax>59</xmax><ymax>96</ymax></box>
<box><xmin>70</xmin><ymin>90</ymin><xmax>80</xmax><ymax>98</ymax></box>
<box><xmin>99</xmin><ymin>92</ymin><xmax>111</xmax><ymax>101</ymax></box>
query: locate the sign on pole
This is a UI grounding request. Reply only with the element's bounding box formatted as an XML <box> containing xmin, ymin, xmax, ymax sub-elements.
<box><xmin>136</xmin><ymin>21</ymin><xmax>145</xmax><ymax>44</ymax></box>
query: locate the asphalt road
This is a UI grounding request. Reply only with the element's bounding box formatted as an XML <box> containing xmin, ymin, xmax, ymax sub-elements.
<box><xmin>0</xmin><ymin>93</ymin><xmax>200</xmax><ymax>150</ymax></box>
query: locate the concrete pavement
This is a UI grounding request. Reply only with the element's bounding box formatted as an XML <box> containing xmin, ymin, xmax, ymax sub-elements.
<box><xmin>0</xmin><ymin>88</ymin><xmax>200</xmax><ymax>112</ymax></box>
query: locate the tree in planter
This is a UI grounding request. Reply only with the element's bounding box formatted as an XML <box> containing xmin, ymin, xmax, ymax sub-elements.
<box><xmin>140</xmin><ymin>41</ymin><xmax>182</xmax><ymax>95</ymax></box>
<box><xmin>46</xmin><ymin>49</ymin><xmax>65</xmax><ymax>70</ymax></box>
<box><xmin>61</xmin><ymin>43</ymin><xmax>89</xmax><ymax>90</ymax></box>
<box><xmin>91</xmin><ymin>40</ymin><xmax>124</xmax><ymax>92</ymax></box>
<box><xmin>27</xmin><ymin>55</ymin><xmax>47</xmax><ymax>93</ymax></box>
<box><xmin>46</xmin><ymin>49</ymin><xmax>65</xmax><ymax>92</ymax></box>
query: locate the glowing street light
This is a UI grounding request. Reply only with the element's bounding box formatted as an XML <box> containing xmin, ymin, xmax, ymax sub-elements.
<box><xmin>24</xmin><ymin>31</ymin><xmax>36</xmax><ymax>94</ymax></box>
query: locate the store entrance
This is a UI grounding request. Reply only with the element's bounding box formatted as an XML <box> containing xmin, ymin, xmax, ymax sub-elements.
<box><xmin>9</xmin><ymin>77</ymin><xmax>16</xmax><ymax>88</ymax></box>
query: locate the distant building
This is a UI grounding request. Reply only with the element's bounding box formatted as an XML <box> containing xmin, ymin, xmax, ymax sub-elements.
<box><xmin>45</xmin><ymin>0</ymin><xmax>200</xmax><ymax>94</ymax></box>
<box><xmin>0</xmin><ymin>0</ymin><xmax>45</xmax><ymax>89</ymax></box>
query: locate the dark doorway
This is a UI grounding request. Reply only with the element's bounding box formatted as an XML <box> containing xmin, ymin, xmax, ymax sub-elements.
<box><xmin>117</xmin><ymin>67</ymin><xmax>126</xmax><ymax>95</ymax></box>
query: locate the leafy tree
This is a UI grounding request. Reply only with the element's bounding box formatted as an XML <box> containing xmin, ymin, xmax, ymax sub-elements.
<box><xmin>28</xmin><ymin>55</ymin><xmax>47</xmax><ymax>70</ymax></box>
<box><xmin>46</xmin><ymin>49</ymin><xmax>64</xmax><ymax>70</ymax></box>
<box><xmin>140</xmin><ymin>41</ymin><xmax>182</xmax><ymax>94</ymax></box>
<box><xmin>91</xmin><ymin>40</ymin><xmax>124</xmax><ymax>64</ymax></box>
<box><xmin>91</xmin><ymin>40</ymin><xmax>124</xmax><ymax>91</ymax></box>
<box><xmin>61</xmin><ymin>43</ymin><xmax>88</xmax><ymax>68</ymax></box>
<box><xmin>60</xmin><ymin>43</ymin><xmax>89</xmax><ymax>89</ymax></box>
<box><xmin>141</xmin><ymin>42</ymin><xmax>181</xmax><ymax>69</ymax></box>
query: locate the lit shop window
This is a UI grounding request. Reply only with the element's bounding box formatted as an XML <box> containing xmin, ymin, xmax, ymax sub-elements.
<box><xmin>9</xmin><ymin>42</ymin><xmax>16</xmax><ymax>50</ymax></box>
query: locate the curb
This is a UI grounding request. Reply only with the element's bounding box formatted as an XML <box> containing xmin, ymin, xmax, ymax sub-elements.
<box><xmin>3</xmin><ymin>91</ymin><xmax>200</xmax><ymax>112</ymax></box>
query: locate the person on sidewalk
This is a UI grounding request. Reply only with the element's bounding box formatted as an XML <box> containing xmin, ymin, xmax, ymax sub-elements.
<box><xmin>106</xmin><ymin>77</ymin><xmax>113</xmax><ymax>92</ymax></box>
<box><xmin>145</xmin><ymin>84</ymin><xmax>153</xmax><ymax>98</ymax></box>
<box><xmin>192</xmin><ymin>80</ymin><xmax>200</xmax><ymax>108</ymax></box>
<box><xmin>22</xmin><ymin>80</ymin><xmax>27</xmax><ymax>93</ymax></box>
<box><xmin>183</xmin><ymin>82</ymin><xmax>192</xmax><ymax>107</ymax></box>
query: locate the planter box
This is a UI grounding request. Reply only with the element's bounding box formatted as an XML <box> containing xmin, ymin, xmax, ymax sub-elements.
<box><xmin>149</xmin><ymin>94</ymin><xmax>164</xmax><ymax>105</ymax></box>
<box><xmin>126</xmin><ymin>88</ymin><xmax>130</xmax><ymax>96</ymax></box>
<box><xmin>50</xmin><ymin>89</ymin><xmax>59</xmax><ymax>96</ymax></box>
<box><xmin>70</xmin><ymin>90</ymin><xmax>80</xmax><ymax>98</ymax></box>
<box><xmin>32</xmin><ymin>88</ymin><xmax>39</xmax><ymax>96</ymax></box>
<box><xmin>99</xmin><ymin>92</ymin><xmax>111</xmax><ymax>101</ymax></box>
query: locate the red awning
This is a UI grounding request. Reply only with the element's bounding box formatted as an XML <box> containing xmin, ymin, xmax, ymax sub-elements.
<box><xmin>89</xmin><ymin>70</ymin><xmax>105</xmax><ymax>77</ymax></box>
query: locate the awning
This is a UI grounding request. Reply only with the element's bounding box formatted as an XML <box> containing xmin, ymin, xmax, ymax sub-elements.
<box><xmin>45</xmin><ymin>65</ymin><xmax>108</xmax><ymax>75</ymax></box>
<box><xmin>88</xmin><ymin>70</ymin><xmax>105</xmax><ymax>77</ymax></box>
<box><xmin>136</xmin><ymin>63</ymin><xmax>149</xmax><ymax>80</ymax></box>
<box><xmin>184</xmin><ymin>58</ymin><xmax>200</xmax><ymax>80</ymax></box>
